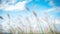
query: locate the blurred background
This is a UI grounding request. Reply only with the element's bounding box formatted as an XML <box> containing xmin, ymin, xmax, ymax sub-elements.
<box><xmin>0</xmin><ymin>0</ymin><xmax>60</xmax><ymax>34</ymax></box>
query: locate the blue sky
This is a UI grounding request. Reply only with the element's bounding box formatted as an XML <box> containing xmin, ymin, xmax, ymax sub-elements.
<box><xmin>0</xmin><ymin>0</ymin><xmax>60</xmax><ymax>17</ymax></box>
<box><xmin>0</xmin><ymin>0</ymin><xmax>60</xmax><ymax>24</ymax></box>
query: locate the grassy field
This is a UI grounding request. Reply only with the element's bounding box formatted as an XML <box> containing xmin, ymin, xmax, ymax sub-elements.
<box><xmin>0</xmin><ymin>11</ymin><xmax>60</xmax><ymax>34</ymax></box>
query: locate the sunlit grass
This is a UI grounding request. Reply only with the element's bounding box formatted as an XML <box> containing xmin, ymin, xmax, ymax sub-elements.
<box><xmin>0</xmin><ymin>11</ymin><xmax>60</xmax><ymax>34</ymax></box>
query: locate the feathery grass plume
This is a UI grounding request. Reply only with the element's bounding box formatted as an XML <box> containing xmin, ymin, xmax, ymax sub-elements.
<box><xmin>6</xmin><ymin>14</ymin><xmax>14</xmax><ymax>34</ymax></box>
<box><xmin>25</xmin><ymin>7</ymin><xmax>30</xmax><ymax>14</ymax></box>
<box><xmin>7</xmin><ymin>13</ymin><xmax>11</xmax><ymax>33</ymax></box>
<box><xmin>13</xmin><ymin>16</ymin><xmax>25</xmax><ymax>34</ymax></box>
<box><xmin>18</xmin><ymin>17</ymin><xmax>25</xmax><ymax>27</ymax></box>
<box><xmin>54</xmin><ymin>19</ymin><xmax>57</xmax><ymax>31</ymax></box>
<box><xmin>26</xmin><ymin>17</ymin><xmax>33</xmax><ymax>34</ymax></box>
<box><xmin>33</xmin><ymin>11</ymin><xmax>37</xmax><ymax>17</ymax></box>
<box><xmin>8</xmin><ymin>24</ymin><xmax>15</xmax><ymax>34</ymax></box>
<box><xmin>44</xmin><ymin>11</ymin><xmax>56</xmax><ymax>34</ymax></box>
<box><xmin>0</xmin><ymin>24</ymin><xmax>3</xmax><ymax>33</ymax></box>
<box><xmin>32</xmin><ymin>11</ymin><xmax>44</xmax><ymax>34</ymax></box>
<box><xmin>0</xmin><ymin>16</ymin><xmax>3</xmax><ymax>19</ymax></box>
<box><xmin>37</xmin><ymin>20</ymin><xmax>44</xmax><ymax>34</ymax></box>
<box><xmin>7</xmin><ymin>13</ymin><xmax>10</xmax><ymax>19</ymax></box>
<box><xmin>17</xmin><ymin>26</ymin><xmax>24</xmax><ymax>34</ymax></box>
<box><xmin>50</xmin><ymin>16</ymin><xmax>57</xmax><ymax>34</ymax></box>
<box><xmin>47</xmin><ymin>15</ymin><xmax>57</xmax><ymax>34</ymax></box>
<box><xmin>8</xmin><ymin>28</ymin><xmax>13</xmax><ymax>34</ymax></box>
<box><xmin>43</xmin><ymin>11</ymin><xmax>53</xmax><ymax>34</ymax></box>
<box><xmin>25</xmin><ymin>7</ymin><xmax>30</xmax><ymax>11</ymax></box>
<box><xmin>52</xmin><ymin>18</ymin><xmax>57</xmax><ymax>34</ymax></box>
<box><xmin>6</xmin><ymin>23</ymin><xmax>13</xmax><ymax>34</ymax></box>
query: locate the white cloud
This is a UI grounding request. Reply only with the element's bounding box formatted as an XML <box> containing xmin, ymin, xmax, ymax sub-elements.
<box><xmin>5</xmin><ymin>1</ymin><xmax>27</xmax><ymax>11</ymax></box>
<box><xmin>46</xmin><ymin>8</ymin><xmax>55</xmax><ymax>12</ymax></box>
<box><xmin>45</xmin><ymin>0</ymin><xmax>55</xmax><ymax>6</ymax></box>
<box><xmin>44</xmin><ymin>7</ymin><xmax>60</xmax><ymax>12</ymax></box>
<box><xmin>9</xmin><ymin>0</ymin><xmax>17</xmax><ymax>4</ymax></box>
<box><xmin>0</xmin><ymin>0</ymin><xmax>30</xmax><ymax>11</ymax></box>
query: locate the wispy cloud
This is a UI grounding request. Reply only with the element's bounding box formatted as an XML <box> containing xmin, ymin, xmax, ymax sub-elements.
<box><xmin>0</xmin><ymin>0</ymin><xmax>32</xmax><ymax>11</ymax></box>
<box><xmin>46</xmin><ymin>8</ymin><xmax>55</xmax><ymax>12</ymax></box>
<box><xmin>49</xmin><ymin>0</ymin><xmax>54</xmax><ymax>6</ymax></box>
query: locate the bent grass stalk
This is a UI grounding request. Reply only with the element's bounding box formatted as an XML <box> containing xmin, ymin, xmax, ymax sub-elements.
<box><xmin>17</xmin><ymin>17</ymin><xmax>25</xmax><ymax>34</ymax></box>
<box><xmin>1</xmin><ymin>11</ymin><xmax>59</xmax><ymax>34</ymax></box>
<box><xmin>7</xmin><ymin>14</ymin><xmax>24</xmax><ymax>34</ymax></box>
<box><xmin>44</xmin><ymin>11</ymin><xmax>56</xmax><ymax>34</ymax></box>
<box><xmin>26</xmin><ymin>17</ymin><xmax>33</xmax><ymax>34</ymax></box>
<box><xmin>0</xmin><ymin>16</ymin><xmax>3</xmax><ymax>19</ymax></box>
<box><xmin>32</xmin><ymin>11</ymin><xmax>44</xmax><ymax>34</ymax></box>
<box><xmin>43</xmin><ymin>11</ymin><xmax>53</xmax><ymax>34</ymax></box>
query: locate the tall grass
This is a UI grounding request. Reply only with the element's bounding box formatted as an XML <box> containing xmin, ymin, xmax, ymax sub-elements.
<box><xmin>43</xmin><ymin>11</ymin><xmax>57</xmax><ymax>34</ymax></box>
<box><xmin>0</xmin><ymin>11</ymin><xmax>60</xmax><ymax>34</ymax></box>
<box><xmin>32</xmin><ymin>11</ymin><xmax>44</xmax><ymax>34</ymax></box>
<box><xmin>0</xmin><ymin>16</ymin><xmax>3</xmax><ymax>19</ymax></box>
<box><xmin>26</xmin><ymin>17</ymin><xmax>33</xmax><ymax>34</ymax></box>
